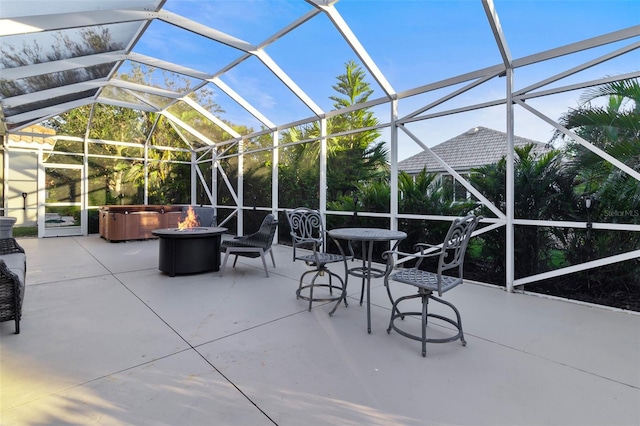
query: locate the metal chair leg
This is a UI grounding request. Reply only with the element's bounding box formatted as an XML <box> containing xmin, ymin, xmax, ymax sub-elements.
<box><xmin>387</xmin><ymin>290</ymin><xmax>466</xmax><ymax>356</ymax></box>
<box><xmin>296</xmin><ymin>267</ymin><xmax>347</xmax><ymax>313</ymax></box>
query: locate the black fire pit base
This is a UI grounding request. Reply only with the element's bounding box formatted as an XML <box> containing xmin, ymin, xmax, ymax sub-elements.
<box><xmin>152</xmin><ymin>227</ymin><xmax>227</xmax><ymax>277</ymax></box>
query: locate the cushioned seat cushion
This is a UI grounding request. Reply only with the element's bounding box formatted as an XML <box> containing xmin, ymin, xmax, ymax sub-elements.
<box><xmin>1</xmin><ymin>253</ymin><xmax>26</xmax><ymax>286</ymax></box>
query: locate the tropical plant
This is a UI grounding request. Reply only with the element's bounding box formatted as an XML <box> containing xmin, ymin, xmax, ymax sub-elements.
<box><xmin>551</xmin><ymin>78</ymin><xmax>640</xmax><ymax>295</ymax></box>
<box><xmin>398</xmin><ymin>170</ymin><xmax>474</xmax><ymax>244</ymax></box>
<box><xmin>555</xmin><ymin>78</ymin><xmax>640</xmax><ymax>212</ymax></box>
<box><xmin>469</xmin><ymin>144</ymin><xmax>577</xmax><ymax>281</ymax></box>
<box><xmin>278</xmin><ymin>60</ymin><xmax>389</xmax><ymax>209</ymax></box>
<box><xmin>327</xmin><ymin>169</ymin><xmax>476</xmax><ymax>260</ymax></box>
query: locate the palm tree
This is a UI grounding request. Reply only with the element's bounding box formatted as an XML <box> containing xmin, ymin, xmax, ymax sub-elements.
<box><xmin>397</xmin><ymin>169</ymin><xmax>476</xmax><ymax>249</ymax></box>
<box><xmin>469</xmin><ymin>144</ymin><xmax>577</xmax><ymax>282</ymax></box>
<box><xmin>553</xmin><ymin>78</ymin><xmax>640</xmax><ymax>295</ymax></box>
<box><xmin>122</xmin><ymin>115</ymin><xmax>190</xmax><ymax>204</ymax></box>
<box><xmin>555</xmin><ymin>78</ymin><xmax>640</xmax><ymax>213</ymax></box>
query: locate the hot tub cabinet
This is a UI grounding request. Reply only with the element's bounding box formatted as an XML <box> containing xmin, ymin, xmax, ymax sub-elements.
<box><xmin>99</xmin><ymin>205</ymin><xmax>184</xmax><ymax>242</ymax></box>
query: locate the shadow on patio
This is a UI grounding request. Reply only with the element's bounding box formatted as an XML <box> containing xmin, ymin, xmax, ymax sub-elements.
<box><xmin>1</xmin><ymin>235</ymin><xmax>638</xmax><ymax>425</ymax></box>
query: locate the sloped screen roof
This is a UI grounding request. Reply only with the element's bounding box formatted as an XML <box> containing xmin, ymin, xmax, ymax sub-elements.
<box><xmin>1</xmin><ymin>0</ymin><xmax>639</xmax><ymax>151</ymax></box>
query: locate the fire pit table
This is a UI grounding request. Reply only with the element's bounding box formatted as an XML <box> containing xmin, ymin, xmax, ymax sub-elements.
<box><xmin>152</xmin><ymin>227</ymin><xmax>227</xmax><ymax>276</ymax></box>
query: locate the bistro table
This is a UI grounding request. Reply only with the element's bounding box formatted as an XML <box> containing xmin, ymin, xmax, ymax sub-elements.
<box><xmin>328</xmin><ymin>227</ymin><xmax>407</xmax><ymax>333</ymax></box>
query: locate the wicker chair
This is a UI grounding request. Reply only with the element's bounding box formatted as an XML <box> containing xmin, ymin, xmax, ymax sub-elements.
<box><xmin>383</xmin><ymin>214</ymin><xmax>480</xmax><ymax>356</ymax></box>
<box><xmin>220</xmin><ymin>214</ymin><xmax>278</xmax><ymax>277</ymax></box>
<box><xmin>286</xmin><ymin>208</ymin><xmax>353</xmax><ymax>315</ymax></box>
<box><xmin>0</xmin><ymin>238</ymin><xmax>26</xmax><ymax>334</ymax></box>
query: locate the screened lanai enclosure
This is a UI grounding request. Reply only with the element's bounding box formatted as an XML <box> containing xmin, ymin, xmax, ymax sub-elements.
<box><xmin>1</xmin><ymin>0</ymin><xmax>639</xmax><ymax>307</ymax></box>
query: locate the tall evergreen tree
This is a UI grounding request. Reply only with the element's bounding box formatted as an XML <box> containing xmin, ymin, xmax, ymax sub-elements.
<box><xmin>278</xmin><ymin>60</ymin><xmax>389</xmax><ymax>207</ymax></box>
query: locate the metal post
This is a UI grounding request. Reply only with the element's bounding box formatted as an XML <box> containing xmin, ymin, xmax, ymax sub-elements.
<box><xmin>390</xmin><ymin>99</ymin><xmax>399</xmax><ymax>232</ymax></box>
<box><xmin>319</xmin><ymin>118</ymin><xmax>328</xmax><ymax>228</ymax></box>
<box><xmin>505</xmin><ymin>68</ymin><xmax>515</xmax><ymax>293</ymax></box>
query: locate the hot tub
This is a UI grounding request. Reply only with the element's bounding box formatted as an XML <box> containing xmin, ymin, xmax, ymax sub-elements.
<box><xmin>99</xmin><ymin>205</ymin><xmax>183</xmax><ymax>242</ymax></box>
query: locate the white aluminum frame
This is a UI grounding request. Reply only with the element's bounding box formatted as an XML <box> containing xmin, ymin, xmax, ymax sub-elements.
<box><xmin>1</xmin><ymin>0</ymin><xmax>639</xmax><ymax>292</ymax></box>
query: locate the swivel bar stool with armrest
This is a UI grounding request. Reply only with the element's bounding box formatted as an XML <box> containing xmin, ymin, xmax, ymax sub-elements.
<box><xmin>286</xmin><ymin>208</ymin><xmax>353</xmax><ymax>315</ymax></box>
<box><xmin>382</xmin><ymin>214</ymin><xmax>480</xmax><ymax>356</ymax></box>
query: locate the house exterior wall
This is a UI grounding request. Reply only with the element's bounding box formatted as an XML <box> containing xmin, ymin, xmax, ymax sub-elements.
<box><xmin>4</xmin><ymin>150</ymin><xmax>39</xmax><ymax>227</ymax></box>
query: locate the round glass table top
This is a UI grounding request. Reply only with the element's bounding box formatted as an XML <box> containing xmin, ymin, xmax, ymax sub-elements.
<box><xmin>328</xmin><ymin>227</ymin><xmax>407</xmax><ymax>241</ymax></box>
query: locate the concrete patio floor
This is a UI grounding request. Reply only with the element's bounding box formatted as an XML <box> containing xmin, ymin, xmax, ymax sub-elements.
<box><xmin>1</xmin><ymin>235</ymin><xmax>638</xmax><ymax>425</ymax></box>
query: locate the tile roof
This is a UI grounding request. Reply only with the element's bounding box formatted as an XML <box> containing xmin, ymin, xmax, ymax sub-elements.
<box><xmin>398</xmin><ymin>126</ymin><xmax>551</xmax><ymax>174</ymax></box>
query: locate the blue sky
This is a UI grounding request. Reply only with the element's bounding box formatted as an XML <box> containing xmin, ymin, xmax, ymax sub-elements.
<box><xmin>136</xmin><ymin>0</ymin><xmax>639</xmax><ymax>160</ymax></box>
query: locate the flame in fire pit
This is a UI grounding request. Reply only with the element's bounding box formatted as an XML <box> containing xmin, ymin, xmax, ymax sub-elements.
<box><xmin>177</xmin><ymin>206</ymin><xmax>201</xmax><ymax>230</ymax></box>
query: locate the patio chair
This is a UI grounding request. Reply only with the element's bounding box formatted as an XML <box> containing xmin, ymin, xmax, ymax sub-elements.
<box><xmin>383</xmin><ymin>214</ymin><xmax>480</xmax><ymax>356</ymax></box>
<box><xmin>286</xmin><ymin>208</ymin><xmax>353</xmax><ymax>314</ymax></box>
<box><xmin>220</xmin><ymin>214</ymin><xmax>278</xmax><ymax>277</ymax></box>
<box><xmin>0</xmin><ymin>238</ymin><xmax>26</xmax><ymax>334</ymax></box>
